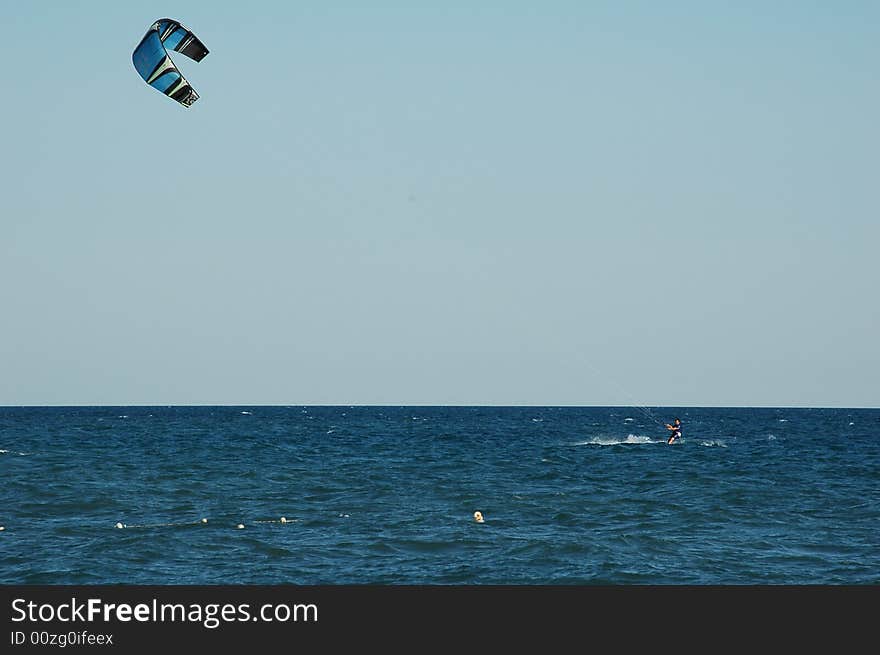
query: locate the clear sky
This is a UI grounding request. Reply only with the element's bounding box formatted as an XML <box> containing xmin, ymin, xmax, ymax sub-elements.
<box><xmin>2</xmin><ymin>2</ymin><xmax>877</xmax><ymax>407</ymax></box>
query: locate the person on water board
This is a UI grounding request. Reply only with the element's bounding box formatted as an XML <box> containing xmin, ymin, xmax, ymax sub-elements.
<box><xmin>666</xmin><ymin>418</ymin><xmax>682</xmax><ymax>444</ymax></box>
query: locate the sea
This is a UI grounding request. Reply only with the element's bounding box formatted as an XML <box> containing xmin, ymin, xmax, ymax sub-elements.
<box><xmin>1</xmin><ymin>405</ymin><xmax>877</xmax><ymax>585</ymax></box>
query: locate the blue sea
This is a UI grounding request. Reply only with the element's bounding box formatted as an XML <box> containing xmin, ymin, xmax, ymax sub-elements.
<box><xmin>1</xmin><ymin>406</ymin><xmax>877</xmax><ymax>585</ymax></box>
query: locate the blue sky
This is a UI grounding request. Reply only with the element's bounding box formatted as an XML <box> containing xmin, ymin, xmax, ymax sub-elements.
<box><xmin>2</xmin><ymin>2</ymin><xmax>877</xmax><ymax>406</ymax></box>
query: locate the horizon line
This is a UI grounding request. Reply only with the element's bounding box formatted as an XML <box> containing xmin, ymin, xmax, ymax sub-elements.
<box><xmin>1</xmin><ymin>403</ymin><xmax>877</xmax><ymax>410</ymax></box>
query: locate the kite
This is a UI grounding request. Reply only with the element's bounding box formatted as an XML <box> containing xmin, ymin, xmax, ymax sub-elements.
<box><xmin>132</xmin><ymin>18</ymin><xmax>208</xmax><ymax>107</ymax></box>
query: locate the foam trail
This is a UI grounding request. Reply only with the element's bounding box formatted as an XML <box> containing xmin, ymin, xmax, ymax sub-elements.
<box><xmin>575</xmin><ymin>434</ymin><xmax>658</xmax><ymax>446</ymax></box>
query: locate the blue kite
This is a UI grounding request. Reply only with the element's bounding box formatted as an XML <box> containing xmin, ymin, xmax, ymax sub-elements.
<box><xmin>132</xmin><ymin>19</ymin><xmax>208</xmax><ymax>107</ymax></box>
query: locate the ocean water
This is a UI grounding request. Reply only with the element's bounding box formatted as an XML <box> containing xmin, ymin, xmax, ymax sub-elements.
<box><xmin>0</xmin><ymin>406</ymin><xmax>877</xmax><ymax>585</ymax></box>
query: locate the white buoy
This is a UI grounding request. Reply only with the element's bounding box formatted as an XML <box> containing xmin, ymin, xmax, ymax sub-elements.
<box><xmin>236</xmin><ymin>524</ymin><xmax>245</xmax><ymax>530</ymax></box>
<box><xmin>201</xmin><ymin>518</ymin><xmax>208</xmax><ymax>524</ymax></box>
<box><xmin>473</xmin><ymin>511</ymin><xmax>484</xmax><ymax>523</ymax></box>
<box><xmin>0</xmin><ymin>526</ymin><xmax>5</xmax><ymax>531</ymax></box>
<box><xmin>115</xmin><ymin>522</ymin><xmax>125</xmax><ymax>529</ymax></box>
<box><xmin>280</xmin><ymin>517</ymin><xmax>287</xmax><ymax>524</ymax></box>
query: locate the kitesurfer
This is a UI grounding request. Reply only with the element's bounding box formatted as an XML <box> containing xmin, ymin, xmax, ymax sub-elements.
<box><xmin>666</xmin><ymin>418</ymin><xmax>682</xmax><ymax>444</ymax></box>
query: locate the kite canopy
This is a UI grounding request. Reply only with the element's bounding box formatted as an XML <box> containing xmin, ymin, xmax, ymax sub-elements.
<box><xmin>132</xmin><ymin>18</ymin><xmax>208</xmax><ymax>107</ymax></box>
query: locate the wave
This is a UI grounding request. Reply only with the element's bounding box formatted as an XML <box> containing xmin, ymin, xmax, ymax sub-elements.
<box><xmin>575</xmin><ymin>434</ymin><xmax>658</xmax><ymax>446</ymax></box>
